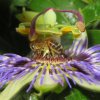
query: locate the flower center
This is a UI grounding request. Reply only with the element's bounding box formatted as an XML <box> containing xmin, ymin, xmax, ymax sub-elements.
<box><xmin>30</xmin><ymin>39</ymin><xmax>67</xmax><ymax>64</ymax></box>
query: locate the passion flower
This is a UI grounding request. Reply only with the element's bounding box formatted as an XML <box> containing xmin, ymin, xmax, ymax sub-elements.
<box><xmin>0</xmin><ymin>8</ymin><xmax>100</xmax><ymax>100</ymax></box>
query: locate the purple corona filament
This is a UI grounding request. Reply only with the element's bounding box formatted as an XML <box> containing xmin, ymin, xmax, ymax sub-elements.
<box><xmin>0</xmin><ymin>44</ymin><xmax>99</xmax><ymax>92</ymax></box>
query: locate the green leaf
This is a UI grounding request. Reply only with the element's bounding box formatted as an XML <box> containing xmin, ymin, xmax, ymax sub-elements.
<box><xmin>82</xmin><ymin>0</ymin><xmax>94</xmax><ymax>4</ymax></box>
<box><xmin>29</xmin><ymin>95</ymin><xmax>39</xmax><ymax>100</ymax></box>
<box><xmin>82</xmin><ymin>1</ymin><xmax>100</xmax><ymax>26</ymax></box>
<box><xmin>10</xmin><ymin>0</ymin><xmax>28</xmax><ymax>12</ymax></box>
<box><xmin>87</xmin><ymin>30</ymin><xmax>100</xmax><ymax>46</ymax></box>
<box><xmin>27</xmin><ymin>0</ymin><xmax>86</xmax><ymax>11</ymax></box>
<box><xmin>11</xmin><ymin>0</ymin><xmax>86</xmax><ymax>12</ymax></box>
<box><xmin>26</xmin><ymin>0</ymin><xmax>87</xmax><ymax>23</ymax></box>
<box><xmin>45</xmin><ymin>89</ymin><xmax>67</xmax><ymax>100</ymax></box>
<box><xmin>65</xmin><ymin>88</ymin><xmax>88</xmax><ymax>100</ymax></box>
<box><xmin>11</xmin><ymin>0</ymin><xmax>27</xmax><ymax>6</ymax></box>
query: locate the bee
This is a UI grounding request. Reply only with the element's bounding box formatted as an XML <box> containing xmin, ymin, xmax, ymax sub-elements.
<box><xmin>30</xmin><ymin>37</ymin><xmax>64</xmax><ymax>60</ymax></box>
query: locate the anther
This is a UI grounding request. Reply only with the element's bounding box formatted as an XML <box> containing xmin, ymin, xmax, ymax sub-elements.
<box><xmin>76</xmin><ymin>21</ymin><xmax>85</xmax><ymax>32</ymax></box>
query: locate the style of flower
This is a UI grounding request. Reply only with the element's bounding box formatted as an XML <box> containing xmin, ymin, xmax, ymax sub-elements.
<box><xmin>0</xmin><ymin>8</ymin><xmax>100</xmax><ymax>96</ymax></box>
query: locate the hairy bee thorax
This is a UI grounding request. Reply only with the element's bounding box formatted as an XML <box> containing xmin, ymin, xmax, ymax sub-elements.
<box><xmin>30</xmin><ymin>38</ymin><xmax>67</xmax><ymax>64</ymax></box>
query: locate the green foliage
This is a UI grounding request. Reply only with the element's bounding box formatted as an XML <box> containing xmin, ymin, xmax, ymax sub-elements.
<box><xmin>82</xmin><ymin>1</ymin><xmax>100</xmax><ymax>26</ymax></box>
<box><xmin>26</xmin><ymin>0</ymin><xmax>86</xmax><ymax>11</ymax></box>
<box><xmin>87</xmin><ymin>30</ymin><xmax>100</xmax><ymax>46</ymax></box>
<box><xmin>65</xmin><ymin>88</ymin><xmax>88</xmax><ymax>100</ymax></box>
